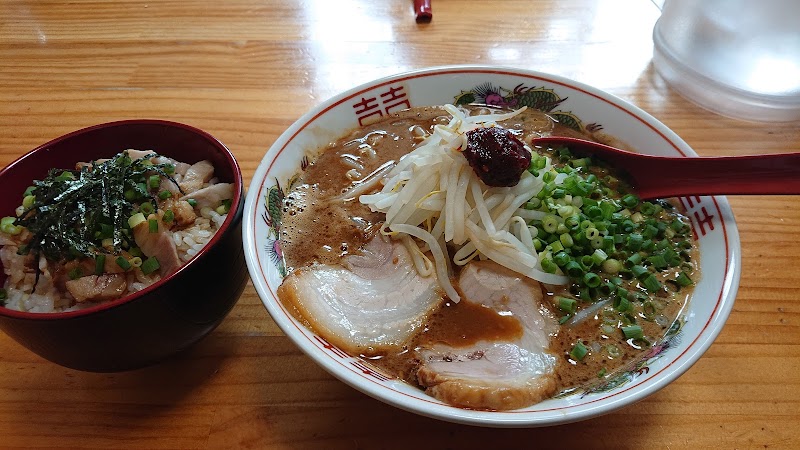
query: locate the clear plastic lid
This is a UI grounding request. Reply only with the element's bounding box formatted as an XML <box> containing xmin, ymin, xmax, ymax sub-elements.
<box><xmin>652</xmin><ymin>0</ymin><xmax>800</xmax><ymax>122</ymax></box>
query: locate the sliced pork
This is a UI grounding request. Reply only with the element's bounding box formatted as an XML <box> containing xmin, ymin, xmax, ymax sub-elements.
<box><xmin>65</xmin><ymin>274</ymin><xmax>127</xmax><ymax>303</ymax></box>
<box><xmin>132</xmin><ymin>213</ymin><xmax>182</xmax><ymax>276</ymax></box>
<box><xmin>277</xmin><ymin>235</ymin><xmax>442</xmax><ymax>356</ymax></box>
<box><xmin>180</xmin><ymin>183</ymin><xmax>233</xmax><ymax>210</ymax></box>
<box><xmin>179</xmin><ymin>160</ymin><xmax>215</xmax><ymax>194</ymax></box>
<box><xmin>416</xmin><ymin>260</ymin><xmax>558</xmax><ymax>410</ymax></box>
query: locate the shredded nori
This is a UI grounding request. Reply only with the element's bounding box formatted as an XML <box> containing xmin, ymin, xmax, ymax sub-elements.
<box><xmin>16</xmin><ymin>151</ymin><xmax>182</xmax><ymax>271</ymax></box>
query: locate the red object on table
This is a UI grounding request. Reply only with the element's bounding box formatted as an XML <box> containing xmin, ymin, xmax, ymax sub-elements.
<box><xmin>414</xmin><ymin>0</ymin><xmax>432</xmax><ymax>22</ymax></box>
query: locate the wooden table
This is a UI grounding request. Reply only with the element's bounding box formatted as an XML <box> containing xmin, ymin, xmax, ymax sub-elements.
<box><xmin>1</xmin><ymin>1</ymin><xmax>798</xmax><ymax>447</ymax></box>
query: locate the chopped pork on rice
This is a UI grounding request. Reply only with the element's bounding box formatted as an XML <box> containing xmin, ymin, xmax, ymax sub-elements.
<box><xmin>0</xmin><ymin>150</ymin><xmax>233</xmax><ymax>313</ymax></box>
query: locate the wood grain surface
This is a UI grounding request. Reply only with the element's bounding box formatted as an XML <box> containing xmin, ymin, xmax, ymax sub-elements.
<box><xmin>0</xmin><ymin>0</ymin><xmax>798</xmax><ymax>448</ymax></box>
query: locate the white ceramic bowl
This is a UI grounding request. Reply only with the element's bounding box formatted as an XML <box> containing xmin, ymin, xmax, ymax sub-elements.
<box><xmin>243</xmin><ymin>66</ymin><xmax>741</xmax><ymax>427</ymax></box>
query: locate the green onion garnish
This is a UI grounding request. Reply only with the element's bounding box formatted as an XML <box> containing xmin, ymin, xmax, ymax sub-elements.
<box><xmin>570</xmin><ymin>342</ymin><xmax>589</xmax><ymax>361</ymax></box>
<box><xmin>94</xmin><ymin>254</ymin><xmax>106</xmax><ymax>275</ymax></box>
<box><xmin>555</xmin><ymin>296</ymin><xmax>577</xmax><ymax>314</ymax></box>
<box><xmin>116</xmin><ymin>256</ymin><xmax>132</xmax><ymax>271</ymax></box>
<box><xmin>141</xmin><ymin>256</ymin><xmax>160</xmax><ymax>275</ymax></box>
<box><xmin>622</xmin><ymin>325</ymin><xmax>644</xmax><ymax>340</ymax></box>
<box><xmin>675</xmin><ymin>271</ymin><xmax>693</xmax><ymax>287</ymax></box>
<box><xmin>140</xmin><ymin>202</ymin><xmax>154</xmax><ymax>215</ymax></box>
<box><xmin>642</xmin><ymin>273</ymin><xmax>662</xmax><ymax>292</ymax></box>
<box><xmin>148</xmin><ymin>174</ymin><xmax>161</xmax><ymax>189</ymax></box>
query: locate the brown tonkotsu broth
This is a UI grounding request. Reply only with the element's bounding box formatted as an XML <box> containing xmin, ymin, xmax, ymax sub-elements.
<box><xmin>279</xmin><ymin>105</ymin><xmax>696</xmax><ymax>399</ymax></box>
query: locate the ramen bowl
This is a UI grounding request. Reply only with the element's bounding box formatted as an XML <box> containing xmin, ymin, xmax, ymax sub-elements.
<box><xmin>0</xmin><ymin>120</ymin><xmax>248</xmax><ymax>372</ymax></box>
<box><xmin>243</xmin><ymin>66</ymin><xmax>741</xmax><ymax>427</ymax></box>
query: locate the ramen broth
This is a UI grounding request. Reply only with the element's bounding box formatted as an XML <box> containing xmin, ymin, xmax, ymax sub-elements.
<box><xmin>279</xmin><ymin>105</ymin><xmax>697</xmax><ymax>402</ymax></box>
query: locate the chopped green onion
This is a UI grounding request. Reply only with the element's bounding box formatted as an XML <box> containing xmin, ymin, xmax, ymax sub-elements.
<box><xmin>163</xmin><ymin>209</ymin><xmax>175</xmax><ymax>224</ymax></box>
<box><xmin>591</xmin><ymin>249</ymin><xmax>608</xmax><ymax>265</ymax></box>
<box><xmin>540</xmin><ymin>258</ymin><xmax>558</xmax><ymax>274</ymax></box>
<box><xmin>606</xmin><ymin>344</ymin><xmax>622</xmax><ymax>358</ymax></box>
<box><xmin>186</xmin><ymin>198</ymin><xmax>197</xmax><ymax>208</ymax></box>
<box><xmin>647</xmin><ymin>254</ymin><xmax>668</xmax><ymax>270</ymax></box>
<box><xmin>0</xmin><ymin>216</ymin><xmax>22</xmax><ymax>235</ymax></box>
<box><xmin>602</xmin><ymin>258</ymin><xmax>621</xmax><ymax>274</ymax></box>
<box><xmin>129</xmin><ymin>256</ymin><xmax>143</xmax><ymax>268</ymax></box>
<box><xmin>642</xmin><ymin>273</ymin><xmax>662</xmax><ymax>292</ymax></box>
<box><xmin>640</xmin><ymin>202</ymin><xmax>657</xmax><ymax>215</ymax></box>
<box><xmin>642</xmin><ymin>301</ymin><xmax>656</xmax><ymax>319</ymax></box>
<box><xmin>564</xmin><ymin>261</ymin><xmax>583</xmax><ymax>278</ymax></box>
<box><xmin>631</xmin><ymin>265</ymin><xmax>649</xmax><ymax>279</ymax></box>
<box><xmin>675</xmin><ymin>271</ymin><xmax>693</xmax><ymax>287</ymax></box>
<box><xmin>148</xmin><ymin>218</ymin><xmax>158</xmax><ymax>233</ymax></box>
<box><xmin>140</xmin><ymin>202</ymin><xmax>154</xmax><ymax>215</ymax></box>
<box><xmin>556</xmin><ymin>296</ymin><xmax>577</xmax><ymax>314</ymax></box>
<box><xmin>542</xmin><ymin>215</ymin><xmax>558</xmax><ymax>233</ymax></box>
<box><xmin>128</xmin><ymin>212</ymin><xmax>146</xmax><ymax>229</ymax></box>
<box><xmin>553</xmin><ymin>251</ymin><xmax>571</xmax><ymax>267</ymax></box>
<box><xmin>23</xmin><ymin>186</ymin><xmax>36</xmax><ymax>197</ymax></box>
<box><xmin>570</xmin><ymin>342</ymin><xmax>589</xmax><ymax>361</ymax></box>
<box><xmin>621</xmin><ymin>193</ymin><xmax>639</xmax><ymax>209</ymax></box>
<box><xmin>55</xmin><ymin>171</ymin><xmax>75</xmax><ymax>182</ymax></box>
<box><xmin>115</xmin><ymin>256</ymin><xmax>132</xmax><ymax>270</ymax></box>
<box><xmin>626</xmin><ymin>233</ymin><xmax>643</xmax><ymax>251</ymax></box>
<box><xmin>549</xmin><ymin>239</ymin><xmax>564</xmax><ymax>253</ymax></box>
<box><xmin>622</xmin><ymin>325</ymin><xmax>644</xmax><ymax>340</ymax></box>
<box><xmin>163</xmin><ymin>163</ymin><xmax>175</xmax><ymax>174</ymax></box>
<box><xmin>148</xmin><ymin>174</ymin><xmax>161</xmax><ymax>189</ymax></box>
<box><xmin>141</xmin><ymin>256</ymin><xmax>160</xmax><ymax>275</ymax></box>
<box><xmin>94</xmin><ymin>254</ymin><xmax>106</xmax><ymax>275</ymax></box>
<box><xmin>583</xmin><ymin>272</ymin><xmax>601</xmax><ymax>288</ymax></box>
<box><xmin>614</xmin><ymin>295</ymin><xmax>632</xmax><ymax>312</ymax></box>
<box><xmin>158</xmin><ymin>190</ymin><xmax>172</xmax><ymax>200</ymax></box>
<box><xmin>22</xmin><ymin>195</ymin><xmax>36</xmax><ymax>209</ymax></box>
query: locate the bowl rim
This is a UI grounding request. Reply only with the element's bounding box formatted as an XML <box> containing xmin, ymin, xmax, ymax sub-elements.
<box><xmin>0</xmin><ymin>119</ymin><xmax>244</xmax><ymax>321</ymax></box>
<box><xmin>243</xmin><ymin>64</ymin><xmax>742</xmax><ymax>426</ymax></box>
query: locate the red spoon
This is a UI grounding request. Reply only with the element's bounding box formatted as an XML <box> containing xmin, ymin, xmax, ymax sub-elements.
<box><xmin>533</xmin><ymin>136</ymin><xmax>800</xmax><ymax>200</ymax></box>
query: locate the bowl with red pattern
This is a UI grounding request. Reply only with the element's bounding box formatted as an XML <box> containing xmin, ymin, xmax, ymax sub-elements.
<box><xmin>243</xmin><ymin>65</ymin><xmax>740</xmax><ymax>426</ymax></box>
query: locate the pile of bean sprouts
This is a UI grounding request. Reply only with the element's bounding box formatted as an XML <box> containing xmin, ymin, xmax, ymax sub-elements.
<box><xmin>359</xmin><ymin>104</ymin><xmax>570</xmax><ymax>302</ymax></box>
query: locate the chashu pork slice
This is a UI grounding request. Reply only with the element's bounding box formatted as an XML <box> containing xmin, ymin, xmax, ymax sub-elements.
<box><xmin>416</xmin><ymin>260</ymin><xmax>558</xmax><ymax>411</ymax></box>
<box><xmin>277</xmin><ymin>235</ymin><xmax>442</xmax><ymax>356</ymax></box>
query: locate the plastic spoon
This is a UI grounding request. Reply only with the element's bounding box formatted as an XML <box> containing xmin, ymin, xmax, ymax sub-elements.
<box><xmin>532</xmin><ymin>136</ymin><xmax>800</xmax><ymax>200</ymax></box>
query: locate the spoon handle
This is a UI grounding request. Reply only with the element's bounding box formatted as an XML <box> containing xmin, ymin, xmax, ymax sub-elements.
<box><xmin>630</xmin><ymin>152</ymin><xmax>800</xmax><ymax>199</ymax></box>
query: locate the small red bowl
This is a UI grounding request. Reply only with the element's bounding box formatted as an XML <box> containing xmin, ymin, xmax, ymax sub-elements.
<box><xmin>0</xmin><ymin>120</ymin><xmax>247</xmax><ymax>372</ymax></box>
